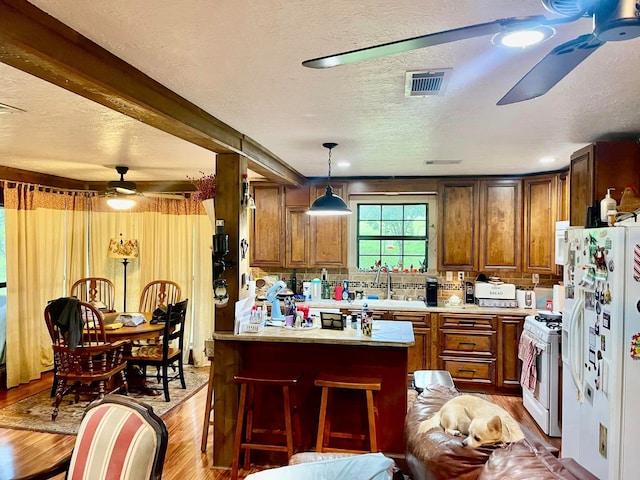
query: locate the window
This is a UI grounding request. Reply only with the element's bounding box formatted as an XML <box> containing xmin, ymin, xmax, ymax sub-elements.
<box><xmin>356</xmin><ymin>203</ymin><xmax>428</xmax><ymax>270</ymax></box>
<box><xmin>0</xmin><ymin>206</ymin><xmax>5</xmax><ymax>366</ymax></box>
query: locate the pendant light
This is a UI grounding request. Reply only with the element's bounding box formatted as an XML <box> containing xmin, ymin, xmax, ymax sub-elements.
<box><xmin>307</xmin><ymin>142</ymin><xmax>351</xmax><ymax>216</ymax></box>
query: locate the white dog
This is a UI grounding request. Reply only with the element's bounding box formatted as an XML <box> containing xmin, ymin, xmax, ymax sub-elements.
<box><xmin>417</xmin><ymin>394</ymin><xmax>524</xmax><ymax>447</ymax></box>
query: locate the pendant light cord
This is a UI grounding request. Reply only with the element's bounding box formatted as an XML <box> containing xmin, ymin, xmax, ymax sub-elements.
<box><xmin>327</xmin><ymin>146</ymin><xmax>333</xmax><ymax>187</ymax></box>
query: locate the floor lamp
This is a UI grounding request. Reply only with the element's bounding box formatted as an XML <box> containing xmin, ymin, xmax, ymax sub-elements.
<box><xmin>108</xmin><ymin>235</ymin><xmax>139</xmax><ymax>312</ymax></box>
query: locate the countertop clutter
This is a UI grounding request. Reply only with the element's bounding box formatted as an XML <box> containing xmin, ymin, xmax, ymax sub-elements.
<box><xmin>215</xmin><ymin>319</ymin><xmax>415</xmax><ymax>347</ymax></box>
<box><xmin>300</xmin><ymin>298</ymin><xmax>536</xmax><ymax>316</ymax></box>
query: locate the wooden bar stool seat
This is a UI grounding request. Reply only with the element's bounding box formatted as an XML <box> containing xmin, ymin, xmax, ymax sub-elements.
<box><xmin>231</xmin><ymin>370</ymin><xmax>302</xmax><ymax>480</ymax></box>
<box><xmin>315</xmin><ymin>373</ymin><xmax>382</xmax><ymax>454</ymax></box>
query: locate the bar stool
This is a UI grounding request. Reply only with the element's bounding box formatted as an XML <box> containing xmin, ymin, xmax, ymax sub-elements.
<box><xmin>231</xmin><ymin>370</ymin><xmax>302</xmax><ymax>480</ymax></box>
<box><xmin>315</xmin><ymin>373</ymin><xmax>382</xmax><ymax>454</ymax></box>
<box><xmin>200</xmin><ymin>355</ymin><xmax>215</xmax><ymax>452</ymax></box>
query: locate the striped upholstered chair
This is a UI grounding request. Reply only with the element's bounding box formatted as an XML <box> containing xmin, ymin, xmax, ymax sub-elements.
<box><xmin>32</xmin><ymin>394</ymin><xmax>168</xmax><ymax>480</ymax></box>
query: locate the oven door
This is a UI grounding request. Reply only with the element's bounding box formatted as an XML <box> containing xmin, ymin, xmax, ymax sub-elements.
<box><xmin>531</xmin><ymin>343</ymin><xmax>551</xmax><ymax>408</ymax></box>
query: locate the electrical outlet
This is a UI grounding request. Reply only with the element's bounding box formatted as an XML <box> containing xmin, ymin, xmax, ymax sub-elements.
<box><xmin>599</xmin><ymin>423</ymin><xmax>608</xmax><ymax>458</ymax></box>
<box><xmin>458</xmin><ymin>271</ymin><xmax>465</xmax><ymax>282</ymax></box>
<box><xmin>446</xmin><ymin>271</ymin><xmax>453</xmax><ymax>281</ymax></box>
<box><xmin>532</xmin><ymin>273</ymin><xmax>539</xmax><ymax>284</ymax></box>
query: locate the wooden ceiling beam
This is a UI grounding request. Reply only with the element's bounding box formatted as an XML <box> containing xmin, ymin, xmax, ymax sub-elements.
<box><xmin>0</xmin><ymin>0</ymin><xmax>305</xmax><ymax>187</ymax></box>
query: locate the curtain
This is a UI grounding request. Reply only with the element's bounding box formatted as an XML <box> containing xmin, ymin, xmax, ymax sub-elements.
<box><xmin>4</xmin><ymin>183</ymin><xmax>215</xmax><ymax>387</ymax></box>
<box><xmin>4</xmin><ymin>185</ymin><xmax>90</xmax><ymax>386</ymax></box>
<box><xmin>90</xmin><ymin>195</ymin><xmax>215</xmax><ymax>367</ymax></box>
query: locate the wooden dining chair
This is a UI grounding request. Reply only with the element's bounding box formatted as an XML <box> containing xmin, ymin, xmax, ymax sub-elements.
<box><xmin>139</xmin><ymin>280</ymin><xmax>182</xmax><ymax>312</ymax></box>
<box><xmin>70</xmin><ymin>277</ymin><xmax>116</xmax><ymax>312</ymax></box>
<box><xmin>44</xmin><ymin>298</ymin><xmax>129</xmax><ymax>420</ymax></box>
<box><xmin>124</xmin><ymin>299</ymin><xmax>189</xmax><ymax>401</ymax></box>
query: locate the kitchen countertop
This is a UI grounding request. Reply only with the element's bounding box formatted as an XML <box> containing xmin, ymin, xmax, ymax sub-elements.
<box><xmin>299</xmin><ymin>298</ymin><xmax>537</xmax><ymax>316</ymax></box>
<box><xmin>213</xmin><ymin>319</ymin><xmax>415</xmax><ymax>347</ymax></box>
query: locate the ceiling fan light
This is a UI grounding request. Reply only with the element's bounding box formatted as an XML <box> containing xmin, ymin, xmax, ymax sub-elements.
<box><xmin>107</xmin><ymin>196</ymin><xmax>136</xmax><ymax>210</ymax></box>
<box><xmin>495</xmin><ymin>26</ymin><xmax>554</xmax><ymax>48</ymax></box>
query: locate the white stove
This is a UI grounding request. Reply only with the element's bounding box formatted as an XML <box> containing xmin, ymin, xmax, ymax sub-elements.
<box><xmin>521</xmin><ymin>313</ymin><xmax>562</xmax><ymax>437</ymax></box>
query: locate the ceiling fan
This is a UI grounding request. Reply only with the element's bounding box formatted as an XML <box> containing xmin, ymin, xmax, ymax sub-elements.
<box><xmin>105</xmin><ymin>166</ymin><xmax>185</xmax><ymax>208</ymax></box>
<box><xmin>302</xmin><ymin>0</ymin><xmax>640</xmax><ymax>105</ymax></box>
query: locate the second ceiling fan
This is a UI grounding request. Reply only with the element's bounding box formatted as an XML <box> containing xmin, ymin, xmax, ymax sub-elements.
<box><xmin>302</xmin><ymin>0</ymin><xmax>640</xmax><ymax>105</ymax></box>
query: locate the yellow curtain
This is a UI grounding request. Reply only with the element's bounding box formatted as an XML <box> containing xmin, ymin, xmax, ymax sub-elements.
<box><xmin>4</xmin><ymin>185</ymin><xmax>90</xmax><ymax>387</ymax></box>
<box><xmin>90</xmin><ymin>195</ymin><xmax>215</xmax><ymax>367</ymax></box>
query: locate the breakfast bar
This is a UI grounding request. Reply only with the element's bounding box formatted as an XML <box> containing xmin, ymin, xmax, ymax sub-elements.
<box><xmin>212</xmin><ymin>320</ymin><xmax>415</xmax><ymax>468</ymax></box>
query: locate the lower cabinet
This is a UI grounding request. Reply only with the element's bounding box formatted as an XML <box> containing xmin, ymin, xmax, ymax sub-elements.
<box><xmin>392</xmin><ymin>312</ymin><xmax>431</xmax><ymax>374</ymax></box>
<box><xmin>436</xmin><ymin>312</ymin><xmax>524</xmax><ymax>394</ymax></box>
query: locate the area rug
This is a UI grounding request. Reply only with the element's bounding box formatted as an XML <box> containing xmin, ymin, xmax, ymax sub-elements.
<box><xmin>0</xmin><ymin>365</ymin><xmax>209</xmax><ymax>435</ymax></box>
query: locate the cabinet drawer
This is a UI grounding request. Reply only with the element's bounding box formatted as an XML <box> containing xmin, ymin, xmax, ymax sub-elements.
<box><xmin>442</xmin><ymin>357</ymin><xmax>494</xmax><ymax>384</ymax></box>
<box><xmin>441</xmin><ymin>331</ymin><xmax>494</xmax><ymax>356</ymax></box>
<box><xmin>392</xmin><ymin>312</ymin><xmax>430</xmax><ymax>326</ymax></box>
<box><xmin>439</xmin><ymin>314</ymin><xmax>495</xmax><ymax>330</ymax></box>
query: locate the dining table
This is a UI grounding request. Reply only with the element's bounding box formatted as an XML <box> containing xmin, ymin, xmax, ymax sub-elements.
<box><xmin>101</xmin><ymin>312</ymin><xmax>165</xmax><ymax>395</ymax></box>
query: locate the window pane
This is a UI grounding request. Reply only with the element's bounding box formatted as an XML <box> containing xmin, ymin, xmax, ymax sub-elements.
<box><xmin>381</xmin><ymin>205</ymin><xmax>403</xmax><ymax>220</ymax></box>
<box><xmin>359</xmin><ymin>205</ymin><xmax>380</xmax><ymax>220</ymax></box>
<box><xmin>360</xmin><ymin>256</ymin><xmax>381</xmax><ymax>270</ymax></box>
<box><xmin>359</xmin><ymin>220</ymin><xmax>380</xmax><ymax>235</ymax></box>
<box><xmin>404</xmin><ymin>220</ymin><xmax>426</xmax><ymax>236</ymax></box>
<box><xmin>382</xmin><ymin>221</ymin><xmax>403</xmax><ymax>236</ymax></box>
<box><xmin>404</xmin><ymin>204</ymin><xmax>426</xmax><ymax>219</ymax></box>
<box><xmin>359</xmin><ymin>240</ymin><xmax>380</xmax><ymax>255</ymax></box>
<box><xmin>403</xmin><ymin>240</ymin><xmax>426</xmax><ymax>256</ymax></box>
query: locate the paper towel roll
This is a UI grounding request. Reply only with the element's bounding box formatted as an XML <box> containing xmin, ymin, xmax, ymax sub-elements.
<box><xmin>247</xmin><ymin>280</ymin><xmax>256</xmax><ymax>299</ymax></box>
<box><xmin>553</xmin><ymin>285</ymin><xmax>565</xmax><ymax>312</ymax></box>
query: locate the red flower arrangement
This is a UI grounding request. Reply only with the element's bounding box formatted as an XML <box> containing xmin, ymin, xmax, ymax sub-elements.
<box><xmin>189</xmin><ymin>172</ymin><xmax>216</xmax><ymax>202</ymax></box>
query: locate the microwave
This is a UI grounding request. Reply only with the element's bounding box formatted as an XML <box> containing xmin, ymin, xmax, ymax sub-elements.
<box><xmin>554</xmin><ymin>220</ymin><xmax>570</xmax><ymax>265</ymax></box>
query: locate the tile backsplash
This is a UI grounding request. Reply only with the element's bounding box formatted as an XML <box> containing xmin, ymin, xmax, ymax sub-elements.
<box><xmin>251</xmin><ymin>267</ymin><xmax>561</xmax><ymax>302</ymax></box>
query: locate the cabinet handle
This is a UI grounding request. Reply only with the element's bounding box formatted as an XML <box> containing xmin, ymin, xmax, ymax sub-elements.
<box><xmin>459</xmin><ymin>342</ymin><xmax>476</xmax><ymax>347</ymax></box>
<box><xmin>459</xmin><ymin>320</ymin><xmax>476</xmax><ymax>326</ymax></box>
<box><xmin>458</xmin><ymin>369</ymin><xmax>476</xmax><ymax>374</ymax></box>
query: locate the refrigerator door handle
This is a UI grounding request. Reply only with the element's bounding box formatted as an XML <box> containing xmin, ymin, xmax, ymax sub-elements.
<box><xmin>570</xmin><ymin>296</ymin><xmax>585</xmax><ymax>402</ymax></box>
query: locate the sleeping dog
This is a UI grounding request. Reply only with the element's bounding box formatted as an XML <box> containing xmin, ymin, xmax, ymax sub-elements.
<box><xmin>417</xmin><ymin>394</ymin><xmax>524</xmax><ymax>447</ymax></box>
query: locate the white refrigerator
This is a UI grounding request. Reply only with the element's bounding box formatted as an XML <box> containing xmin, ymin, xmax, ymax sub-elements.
<box><xmin>562</xmin><ymin>221</ymin><xmax>640</xmax><ymax>480</ymax></box>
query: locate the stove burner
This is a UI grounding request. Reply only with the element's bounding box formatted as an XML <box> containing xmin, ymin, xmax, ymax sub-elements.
<box><xmin>546</xmin><ymin>322</ymin><xmax>562</xmax><ymax>330</ymax></box>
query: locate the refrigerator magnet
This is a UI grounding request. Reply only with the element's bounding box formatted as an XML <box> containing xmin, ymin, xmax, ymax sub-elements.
<box><xmin>630</xmin><ymin>333</ymin><xmax>640</xmax><ymax>360</ymax></box>
<box><xmin>633</xmin><ymin>244</ymin><xmax>640</xmax><ymax>281</ymax></box>
<box><xmin>603</xmin><ymin>311</ymin><xmax>611</xmax><ymax>329</ymax></box>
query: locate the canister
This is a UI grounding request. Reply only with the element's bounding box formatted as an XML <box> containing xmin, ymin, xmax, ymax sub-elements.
<box><xmin>311</xmin><ymin>278</ymin><xmax>322</xmax><ymax>300</ymax></box>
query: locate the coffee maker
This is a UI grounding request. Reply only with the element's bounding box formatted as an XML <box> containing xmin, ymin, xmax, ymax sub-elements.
<box><xmin>425</xmin><ymin>277</ymin><xmax>438</xmax><ymax>306</ymax></box>
<box><xmin>464</xmin><ymin>281</ymin><xmax>475</xmax><ymax>304</ymax></box>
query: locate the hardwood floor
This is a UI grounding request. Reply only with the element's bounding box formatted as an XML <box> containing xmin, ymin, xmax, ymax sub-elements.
<box><xmin>0</xmin><ymin>375</ymin><xmax>561</xmax><ymax>479</ymax></box>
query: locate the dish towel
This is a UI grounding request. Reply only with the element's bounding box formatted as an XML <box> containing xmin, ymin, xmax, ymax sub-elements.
<box><xmin>518</xmin><ymin>330</ymin><xmax>541</xmax><ymax>392</ymax></box>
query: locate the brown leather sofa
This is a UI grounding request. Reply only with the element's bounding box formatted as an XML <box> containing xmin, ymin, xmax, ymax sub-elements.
<box><xmin>405</xmin><ymin>385</ymin><xmax>598</xmax><ymax>480</ymax></box>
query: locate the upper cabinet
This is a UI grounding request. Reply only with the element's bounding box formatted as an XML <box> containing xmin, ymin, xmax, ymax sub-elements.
<box><xmin>479</xmin><ymin>179</ymin><xmax>522</xmax><ymax>271</ymax></box>
<box><xmin>438</xmin><ymin>180</ymin><xmax>479</xmax><ymax>270</ymax></box>
<box><xmin>251</xmin><ymin>182</ymin><xmax>348</xmax><ymax>268</ymax></box>
<box><xmin>250</xmin><ymin>184</ymin><xmax>284</xmax><ymax>267</ymax></box>
<box><xmin>309</xmin><ymin>184</ymin><xmax>348</xmax><ymax>267</ymax></box>
<box><xmin>523</xmin><ymin>174</ymin><xmax>557</xmax><ymax>273</ymax></box>
<box><xmin>569</xmin><ymin>141</ymin><xmax>640</xmax><ymax>227</ymax></box>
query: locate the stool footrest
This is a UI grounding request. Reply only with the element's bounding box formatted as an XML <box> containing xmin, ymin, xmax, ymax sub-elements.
<box><xmin>320</xmin><ymin>447</ymin><xmax>374</xmax><ymax>455</ymax></box>
<box><xmin>241</xmin><ymin>443</ymin><xmax>289</xmax><ymax>453</ymax></box>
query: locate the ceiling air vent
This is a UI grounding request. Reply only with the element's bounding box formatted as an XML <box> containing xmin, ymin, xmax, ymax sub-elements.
<box><xmin>424</xmin><ymin>160</ymin><xmax>462</xmax><ymax>165</ymax></box>
<box><xmin>405</xmin><ymin>69</ymin><xmax>452</xmax><ymax>97</ymax></box>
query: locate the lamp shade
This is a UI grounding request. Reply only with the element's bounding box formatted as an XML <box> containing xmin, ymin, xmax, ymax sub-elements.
<box><xmin>307</xmin><ymin>185</ymin><xmax>352</xmax><ymax>216</ymax></box>
<box><xmin>108</xmin><ymin>238</ymin><xmax>139</xmax><ymax>259</ymax></box>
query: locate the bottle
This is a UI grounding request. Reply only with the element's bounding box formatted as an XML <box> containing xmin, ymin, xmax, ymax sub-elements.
<box><xmin>600</xmin><ymin>188</ymin><xmax>617</xmax><ymax>223</ymax></box>
<box><xmin>341</xmin><ymin>280</ymin><xmax>350</xmax><ymax>300</ymax></box>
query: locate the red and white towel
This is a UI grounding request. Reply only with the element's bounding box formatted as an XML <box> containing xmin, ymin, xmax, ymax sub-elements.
<box><xmin>518</xmin><ymin>331</ymin><xmax>542</xmax><ymax>392</ymax></box>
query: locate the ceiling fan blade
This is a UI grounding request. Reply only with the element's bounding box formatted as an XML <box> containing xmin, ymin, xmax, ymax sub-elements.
<box><xmin>141</xmin><ymin>192</ymin><xmax>186</xmax><ymax>199</ymax></box>
<box><xmin>113</xmin><ymin>186</ymin><xmax>136</xmax><ymax>195</ymax></box>
<box><xmin>497</xmin><ymin>33</ymin><xmax>604</xmax><ymax>105</ymax></box>
<box><xmin>303</xmin><ymin>15</ymin><xmax>556</xmax><ymax>68</ymax></box>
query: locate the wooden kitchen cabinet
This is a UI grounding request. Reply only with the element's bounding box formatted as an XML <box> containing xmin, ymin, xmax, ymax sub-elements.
<box><xmin>479</xmin><ymin>179</ymin><xmax>522</xmax><ymax>271</ymax></box>
<box><xmin>569</xmin><ymin>141</ymin><xmax>640</xmax><ymax>227</ymax></box>
<box><xmin>437</xmin><ymin>313</ymin><xmax>496</xmax><ymax>389</ymax></box>
<box><xmin>250</xmin><ymin>184</ymin><xmax>284</xmax><ymax>267</ymax></box>
<box><xmin>497</xmin><ymin>315</ymin><xmax>524</xmax><ymax>391</ymax></box>
<box><xmin>392</xmin><ymin>312</ymin><xmax>432</xmax><ymax>374</ymax></box>
<box><xmin>523</xmin><ymin>174</ymin><xmax>557</xmax><ymax>273</ymax></box>
<box><xmin>438</xmin><ymin>180</ymin><xmax>479</xmax><ymax>270</ymax></box>
<box><xmin>309</xmin><ymin>183</ymin><xmax>348</xmax><ymax>267</ymax></box>
<box><xmin>250</xmin><ymin>183</ymin><xmax>348</xmax><ymax>268</ymax></box>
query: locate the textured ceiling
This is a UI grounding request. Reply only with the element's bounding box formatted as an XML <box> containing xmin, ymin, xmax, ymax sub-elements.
<box><xmin>2</xmin><ymin>0</ymin><xmax>640</xmax><ymax>183</ymax></box>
